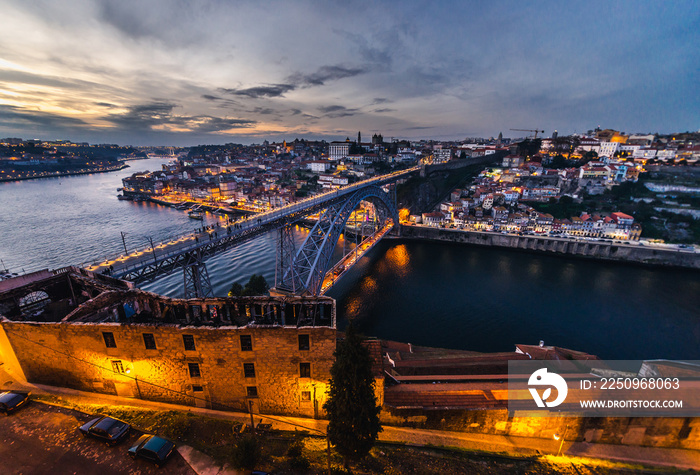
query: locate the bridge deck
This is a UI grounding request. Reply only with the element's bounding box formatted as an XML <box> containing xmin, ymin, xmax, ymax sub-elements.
<box><xmin>86</xmin><ymin>167</ymin><xmax>419</xmax><ymax>283</ymax></box>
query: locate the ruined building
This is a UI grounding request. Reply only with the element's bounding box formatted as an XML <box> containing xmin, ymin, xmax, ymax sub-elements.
<box><xmin>0</xmin><ymin>267</ymin><xmax>336</xmax><ymax>418</ymax></box>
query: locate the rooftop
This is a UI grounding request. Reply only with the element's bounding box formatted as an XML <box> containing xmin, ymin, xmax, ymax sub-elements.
<box><xmin>0</xmin><ymin>267</ymin><xmax>335</xmax><ymax>328</ymax></box>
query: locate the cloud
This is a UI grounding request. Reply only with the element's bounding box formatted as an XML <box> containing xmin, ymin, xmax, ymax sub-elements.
<box><xmin>288</xmin><ymin>64</ymin><xmax>367</xmax><ymax>86</ymax></box>
<box><xmin>250</xmin><ymin>107</ymin><xmax>276</xmax><ymax>115</ymax></box>
<box><xmin>107</xmin><ymin>101</ymin><xmax>178</xmax><ymax>128</ymax></box>
<box><xmin>0</xmin><ymin>68</ymin><xmax>119</xmax><ymax>94</ymax></box>
<box><xmin>105</xmin><ymin>101</ymin><xmax>255</xmax><ymax>132</ymax></box>
<box><xmin>318</xmin><ymin>105</ymin><xmax>359</xmax><ymax>118</ymax></box>
<box><xmin>188</xmin><ymin>116</ymin><xmax>256</xmax><ymax>133</ymax></box>
<box><xmin>373</xmin><ymin>108</ymin><xmax>395</xmax><ymax>113</ymax></box>
<box><xmin>0</xmin><ymin>104</ymin><xmax>91</xmax><ymax>130</ymax></box>
<box><xmin>220</xmin><ymin>84</ymin><xmax>296</xmax><ymax>98</ymax></box>
<box><xmin>202</xmin><ymin>94</ymin><xmax>221</xmax><ymax>101</ymax></box>
<box><xmin>219</xmin><ymin>64</ymin><xmax>366</xmax><ymax>101</ymax></box>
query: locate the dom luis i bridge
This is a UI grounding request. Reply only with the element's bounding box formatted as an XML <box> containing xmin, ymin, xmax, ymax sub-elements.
<box><xmin>85</xmin><ymin>167</ymin><xmax>420</xmax><ymax>298</ymax></box>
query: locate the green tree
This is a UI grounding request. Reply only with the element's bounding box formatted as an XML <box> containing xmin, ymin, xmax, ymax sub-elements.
<box><xmin>228</xmin><ymin>282</ymin><xmax>243</xmax><ymax>297</ymax></box>
<box><xmin>549</xmin><ymin>154</ymin><xmax>568</xmax><ymax>169</ymax></box>
<box><xmin>242</xmin><ymin>274</ymin><xmax>269</xmax><ymax>296</ymax></box>
<box><xmin>517</xmin><ymin>138</ymin><xmax>542</xmax><ymax>157</ymax></box>
<box><xmin>324</xmin><ymin>323</ymin><xmax>382</xmax><ymax>469</ymax></box>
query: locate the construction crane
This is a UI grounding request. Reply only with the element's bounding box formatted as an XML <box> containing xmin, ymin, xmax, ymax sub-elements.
<box><xmin>510</xmin><ymin>128</ymin><xmax>545</xmax><ymax>139</ymax></box>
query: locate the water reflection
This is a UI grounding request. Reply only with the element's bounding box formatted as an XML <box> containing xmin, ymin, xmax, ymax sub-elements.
<box><xmin>2</xmin><ymin>163</ymin><xmax>699</xmax><ymax>360</ymax></box>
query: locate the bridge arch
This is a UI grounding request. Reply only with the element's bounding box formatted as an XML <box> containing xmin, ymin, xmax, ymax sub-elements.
<box><xmin>279</xmin><ymin>185</ymin><xmax>398</xmax><ymax>296</ymax></box>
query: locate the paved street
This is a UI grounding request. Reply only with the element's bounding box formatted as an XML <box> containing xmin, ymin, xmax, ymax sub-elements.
<box><xmin>0</xmin><ymin>402</ymin><xmax>195</xmax><ymax>475</ymax></box>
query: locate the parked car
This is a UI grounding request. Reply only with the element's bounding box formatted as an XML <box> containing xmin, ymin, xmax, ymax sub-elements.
<box><xmin>0</xmin><ymin>391</ymin><xmax>30</xmax><ymax>415</ymax></box>
<box><xmin>128</xmin><ymin>434</ymin><xmax>176</xmax><ymax>467</ymax></box>
<box><xmin>78</xmin><ymin>416</ymin><xmax>131</xmax><ymax>445</ymax></box>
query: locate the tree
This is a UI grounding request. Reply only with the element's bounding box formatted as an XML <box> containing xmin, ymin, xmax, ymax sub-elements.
<box><xmin>228</xmin><ymin>282</ymin><xmax>243</xmax><ymax>297</ymax></box>
<box><xmin>549</xmin><ymin>154</ymin><xmax>568</xmax><ymax>169</ymax></box>
<box><xmin>324</xmin><ymin>323</ymin><xmax>382</xmax><ymax>469</ymax></box>
<box><xmin>229</xmin><ymin>274</ymin><xmax>270</xmax><ymax>297</ymax></box>
<box><xmin>242</xmin><ymin>274</ymin><xmax>269</xmax><ymax>296</ymax></box>
<box><xmin>232</xmin><ymin>435</ymin><xmax>260</xmax><ymax>470</ymax></box>
<box><xmin>517</xmin><ymin>138</ymin><xmax>542</xmax><ymax>157</ymax></box>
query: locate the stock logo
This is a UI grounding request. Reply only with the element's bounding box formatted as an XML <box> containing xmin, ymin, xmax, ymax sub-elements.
<box><xmin>528</xmin><ymin>368</ymin><xmax>568</xmax><ymax>408</ymax></box>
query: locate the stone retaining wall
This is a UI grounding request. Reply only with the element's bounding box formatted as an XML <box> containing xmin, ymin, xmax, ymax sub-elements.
<box><xmin>399</xmin><ymin>226</ymin><xmax>700</xmax><ymax>270</ymax></box>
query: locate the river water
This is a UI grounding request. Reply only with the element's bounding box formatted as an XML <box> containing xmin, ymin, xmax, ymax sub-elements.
<box><xmin>1</xmin><ymin>158</ymin><xmax>698</xmax><ymax>360</ymax></box>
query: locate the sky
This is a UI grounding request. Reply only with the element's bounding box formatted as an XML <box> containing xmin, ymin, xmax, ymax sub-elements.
<box><xmin>0</xmin><ymin>0</ymin><xmax>698</xmax><ymax>146</ymax></box>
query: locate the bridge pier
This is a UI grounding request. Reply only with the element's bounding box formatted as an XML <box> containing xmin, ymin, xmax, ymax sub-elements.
<box><xmin>274</xmin><ymin>224</ymin><xmax>299</xmax><ymax>295</ymax></box>
<box><xmin>183</xmin><ymin>261</ymin><xmax>213</xmax><ymax>298</ymax></box>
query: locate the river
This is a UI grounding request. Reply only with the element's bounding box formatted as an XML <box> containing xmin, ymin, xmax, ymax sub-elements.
<box><xmin>1</xmin><ymin>157</ymin><xmax>698</xmax><ymax>360</ymax></box>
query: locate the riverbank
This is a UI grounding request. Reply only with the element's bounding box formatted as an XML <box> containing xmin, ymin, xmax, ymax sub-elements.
<box><xmin>398</xmin><ymin>225</ymin><xmax>700</xmax><ymax>270</ymax></box>
<box><xmin>0</xmin><ymin>163</ymin><xmax>129</xmax><ymax>183</ymax></box>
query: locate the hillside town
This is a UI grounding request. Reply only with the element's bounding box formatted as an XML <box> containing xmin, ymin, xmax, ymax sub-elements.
<box><xmin>110</xmin><ymin>128</ymin><xmax>700</xmax><ymax>242</ymax></box>
<box><xmin>419</xmin><ymin>157</ymin><xmax>643</xmax><ymax>240</ymax></box>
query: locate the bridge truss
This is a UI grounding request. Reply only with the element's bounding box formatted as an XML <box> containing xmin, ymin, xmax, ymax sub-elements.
<box><xmin>275</xmin><ymin>185</ymin><xmax>399</xmax><ymax>296</ymax></box>
<box><xmin>90</xmin><ymin>168</ymin><xmax>416</xmax><ymax>297</ymax></box>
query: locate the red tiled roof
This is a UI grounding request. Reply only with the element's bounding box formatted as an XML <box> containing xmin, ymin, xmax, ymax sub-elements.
<box><xmin>611</xmin><ymin>211</ymin><xmax>633</xmax><ymax>220</ymax></box>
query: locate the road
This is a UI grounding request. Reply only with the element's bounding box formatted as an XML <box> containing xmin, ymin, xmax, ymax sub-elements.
<box><xmin>0</xmin><ymin>402</ymin><xmax>195</xmax><ymax>475</ymax></box>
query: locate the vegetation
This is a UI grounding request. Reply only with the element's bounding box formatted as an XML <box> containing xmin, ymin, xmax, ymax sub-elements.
<box><xmin>517</xmin><ymin>138</ymin><xmax>542</xmax><ymax>158</ymax></box>
<box><xmin>536</xmin><ymin>195</ymin><xmax>586</xmax><ymax>219</ymax></box>
<box><xmin>228</xmin><ymin>274</ymin><xmax>270</xmax><ymax>296</ymax></box>
<box><xmin>324</xmin><ymin>323</ymin><xmax>382</xmax><ymax>469</ymax></box>
<box><xmin>233</xmin><ymin>435</ymin><xmax>261</xmax><ymax>470</ymax></box>
<box><xmin>547</xmin><ymin>152</ymin><xmax>598</xmax><ymax>170</ymax></box>
<box><xmin>397</xmin><ymin>163</ymin><xmax>485</xmax><ymax>213</ymax></box>
<box><xmin>33</xmin><ymin>396</ymin><xmax>671</xmax><ymax>474</ymax></box>
<box><xmin>287</xmin><ymin>438</ymin><xmax>311</xmax><ymax>470</ymax></box>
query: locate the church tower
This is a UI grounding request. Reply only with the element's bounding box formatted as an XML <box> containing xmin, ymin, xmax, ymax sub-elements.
<box><xmin>357</xmin><ymin>131</ymin><xmax>362</xmax><ymax>144</ymax></box>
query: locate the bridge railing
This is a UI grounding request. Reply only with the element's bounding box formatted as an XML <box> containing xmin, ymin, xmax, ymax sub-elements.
<box><xmin>84</xmin><ymin>166</ymin><xmax>420</xmax><ymax>273</ymax></box>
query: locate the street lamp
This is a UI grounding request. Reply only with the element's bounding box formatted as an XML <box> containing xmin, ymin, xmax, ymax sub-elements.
<box><xmin>554</xmin><ymin>424</ymin><xmax>570</xmax><ymax>456</ymax></box>
<box><xmin>120</xmin><ymin>231</ymin><xmax>129</xmax><ymax>255</ymax></box>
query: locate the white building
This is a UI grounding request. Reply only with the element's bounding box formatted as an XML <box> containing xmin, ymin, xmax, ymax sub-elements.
<box><xmin>433</xmin><ymin>148</ymin><xmax>452</xmax><ymax>164</ymax></box>
<box><xmin>599</xmin><ymin>141</ymin><xmax>619</xmax><ymax>157</ymax></box>
<box><xmin>632</xmin><ymin>148</ymin><xmax>657</xmax><ymax>159</ymax></box>
<box><xmin>308</xmin><ymin>161</ymin><xmax>330</xmax><ymax>173</ymax></box>
<box><xmin>329</xmin><ymin>141</ymin><xmax>350</xmax><ymax>160</ymax></box>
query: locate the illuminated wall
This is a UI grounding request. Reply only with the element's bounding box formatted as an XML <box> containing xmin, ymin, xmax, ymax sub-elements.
<box><xmin>0</xmin><ymin>320</ymin><xmax>336</xmax><ymax>417</ymax></box>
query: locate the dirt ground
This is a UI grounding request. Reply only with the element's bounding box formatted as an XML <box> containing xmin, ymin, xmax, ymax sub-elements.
<box><xmin>0</xmin><ymin>401</ymin><xmax>195</xmax><ymax>475</ymax></box>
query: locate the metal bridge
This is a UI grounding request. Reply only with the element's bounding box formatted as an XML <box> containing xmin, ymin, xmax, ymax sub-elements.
<box><xmin>86</xmin><ymin>167</ymin><xmax>419</xmax><ymax>297</ymax></box>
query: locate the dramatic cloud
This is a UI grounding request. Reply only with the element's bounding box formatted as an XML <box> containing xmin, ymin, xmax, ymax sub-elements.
<box><xmin>0</xmin><ymin>0</ymin><xmax>697</xmax><ymax>144</ymax></box>
<box><xmin>105</xmin><ymin>101</ymin><xmax>255</xmax><ymax>133</ymax></box>
<box><xmin>0</xmin><ymin>104</ymin><xmax>90</xmax><ymax>129</ymax></box>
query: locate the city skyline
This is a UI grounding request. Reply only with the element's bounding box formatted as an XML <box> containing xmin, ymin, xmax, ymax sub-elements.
<box><xmin>0</xmin><ymin>0</ymin><xmax>698</xmax><ymax>146</ymax></box>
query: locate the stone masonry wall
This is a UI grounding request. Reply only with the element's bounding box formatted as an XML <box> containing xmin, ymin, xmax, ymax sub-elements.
<box><xmin>400</xmin><ymin>225</ymin><xmax>700</xmax><ymax>269</ymax></box>
<box><xmin>0</xmin><ymin>320</ymin><xmax>336</xmax><ymax>418</ymax></box>
<box><xmin>381</xmin><ymin>408</ymin><xmax>700</xmax><ymax>450</ymax></box>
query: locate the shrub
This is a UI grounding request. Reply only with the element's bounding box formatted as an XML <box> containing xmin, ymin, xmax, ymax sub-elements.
<box><xmin>232</xmin><ymin>435</ymin><xmax>260</xmax><ymax>470</ymax></box>
<box><xmin>287</xmin><ymin>439</ymin><xmax>304</xmax><ymax>459</ymax></box>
